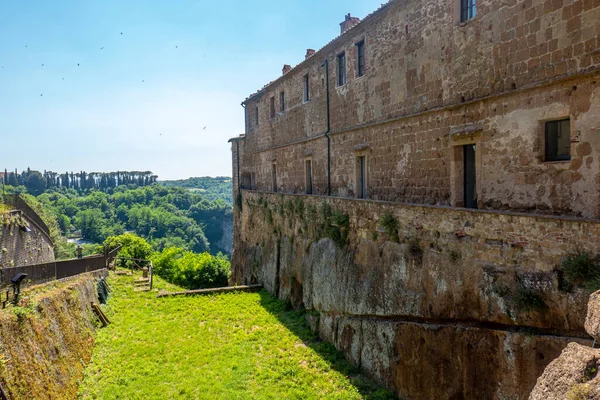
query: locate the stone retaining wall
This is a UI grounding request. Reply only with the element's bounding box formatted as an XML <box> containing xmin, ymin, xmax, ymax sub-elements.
<box><xmin>232</xmin><ymin>190</ymin><xmax>599</xmax><ymax>398</ymax></box>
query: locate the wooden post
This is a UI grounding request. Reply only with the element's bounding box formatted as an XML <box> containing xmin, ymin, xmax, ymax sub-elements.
<box><xmin>0</xmin><ymin>380</ymin><xmax>8</xmax><ymax>400</ymax></box>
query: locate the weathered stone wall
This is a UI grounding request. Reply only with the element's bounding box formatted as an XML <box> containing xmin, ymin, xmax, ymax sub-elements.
<box><xmin>236</xmin><ymin>0</ymin><xmax>600</xmax><ymax>217</ymax></box>
<box><xmin>0</xmin><ymin>271</ymin><xmax>106</xmax><ymax>400</ymax></box>
<box><xmin>232</xmin><ymin>190</ymin><xmax>597</xmax><ymax>399</ymax></box>
<box><xmin>0</xmin><ymin>211</ymin><xmax>54</xmax><ymax>268</ymax></box>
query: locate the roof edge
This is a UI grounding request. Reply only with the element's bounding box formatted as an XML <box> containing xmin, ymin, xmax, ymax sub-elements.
<box><xmin>242</xmin><ymin>0</ymin><xmax>395</xmax><ymax>105</ymax></box>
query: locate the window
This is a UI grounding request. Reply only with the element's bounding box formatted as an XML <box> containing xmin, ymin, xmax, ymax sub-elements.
<box><xmin>272</xmin><ymin>164</ymin><xmax>278</xmax><ymax>193</ymax></box>
<box><xmin>305</xmin><ymin>159</ymin><xmax>313</xmax><ymax>194</ymax></box>
<box><xmin>460</xmin><ymin>0</ymin><xmax>476</xmax><ymax>22</ymax></box>
<box><xmin>241</xmin><ymin>172</ymin><xmax>252</xmax><ymax>190</ymax></box>
<box><xmin>356</xmin><ymin>40</ymin><xmax>365</xmax><ymax>77</ymax></box>
<box><xmin>356</xmin><ymin>156</ymin><xmax>367</xmax><ymax>199</ymax></box>
<box><xmin>270</xmin><ymin>97</ymin><xmax>275</xmax><ymax>118</ymax></box>
<box><xmin>337</xmin><ymin>52</ymin><xmax>346</xmax><ymax>86</ymax></box>
<box><xmin>303</xmin><ymin>74</ymin><xmax>310</xmax><ymax>102</ymax></box>
<box><xmin>255</xmin><ymin>106</ymin><xmax>259</xmax><ymax>127</ymax></box>
<box><xmin>545</xmin><ymin>119</ymin><xmax>571</xmax><ymax>161</ymax></box>
<box><xmin>280</xmin><ymin>91</ymin><xmax>285</xmax><ymax>113</ymax></box>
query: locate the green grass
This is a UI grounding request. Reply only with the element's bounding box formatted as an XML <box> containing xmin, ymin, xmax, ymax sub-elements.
<box><xmin>79</xmin><ymin>273</ymin><xmax>395</xmax><ymax>400</ymax></box>
<box><xmin>0</xmin><ymin>203</ymin><xmax>12</xmax><ymax>214</ymax></box>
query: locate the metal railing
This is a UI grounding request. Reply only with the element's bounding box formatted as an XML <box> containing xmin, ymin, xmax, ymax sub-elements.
<box><xmin>0</xmin><ymin>262</ymin><xmax>56</xmax><ymax>289</ymax></box>
<box><xmin>0</xmin><ymin>246</ymin><xmax>120</xmax><ymax>290</ymax></box>
<box><xmin>2</xmin><ymin>194</ymin><xmax>50</xmax><ymax>235</ymax></box>
<box><xmin>56</xmin><ymin>255</ymin><xmax>106</xmax><ymax>280</ymax></box>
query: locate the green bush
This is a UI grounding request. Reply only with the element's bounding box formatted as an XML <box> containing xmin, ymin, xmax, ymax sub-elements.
<box><xmin>152</xmin><ymin>247</ymin><xmax>230</xmax><ymax>290</ymax></box>
<box><xmin>379</xmin><ymin>213</ymin><xmax>399</xmax><ymax>242</ymax></box>
<box><xmin>513</xmin><ymin>286</ymin><xmax>546</xmax><ymax>313</ymax></box>
<box><xmin>104</xmin><ymin>233</ymin><xmax>153</xmax><ymax>268</ymax></box>
<box><xmin>563</xmin><ymin>252</ymin><xmax>600</xmax><ymax>291</ymax></box>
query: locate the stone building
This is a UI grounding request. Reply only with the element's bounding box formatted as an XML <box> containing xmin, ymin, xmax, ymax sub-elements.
<box><xmin>232</xmin><ymin>0</ymin><xmax>600</xmax><ymax>217</ymax></box>
<box><xmin>230</xmin><ymin>0</ymin><xmax>600</xmax><ymax>398</ymax></box>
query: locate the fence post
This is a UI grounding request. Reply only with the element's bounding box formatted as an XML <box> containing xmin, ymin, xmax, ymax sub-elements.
<box><xmin>150</xmin><ymin>262</ymin><xmax>153</xmax><ymax>291</ymax></box>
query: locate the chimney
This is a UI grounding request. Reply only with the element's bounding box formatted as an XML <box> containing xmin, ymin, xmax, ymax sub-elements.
<box><xmin>305</xmin><ymin>49</ymin><xmax>316</xmax><ymax>59</ymax></box>
<box><xmin>340</xmin><ymin>13</ymin><xmax>360</xmax><ymax>34</ymax></box>
<box><xmin>282</xmin><ymin>64</ymin><xmax>292</xmax><ymax>75</ymax></box>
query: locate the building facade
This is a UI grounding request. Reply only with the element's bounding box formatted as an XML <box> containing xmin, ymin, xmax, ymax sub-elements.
<box><xmin>232</xmin><ymin>0</ymin><xmax>600</xmax><ymax>218</ymax></box>
<box><xmin>230</xmin><ymin>0</ymin><xmax>600</xmax><ymax>398</ymax></box>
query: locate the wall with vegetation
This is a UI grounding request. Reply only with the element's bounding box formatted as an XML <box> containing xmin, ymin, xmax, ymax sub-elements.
<box><xmin>232</xmin><ymin>190</ymin><xmax>599</xmax><ymax>399</ymax></box>
<box><xmin>0</xmin><ymin>271</ymin><xmax>105</xmax><ymax>399</ymax></box>
<box><xmin>0</xmin><ymin>210</ymin><xmax>54</xmax><ymax>268</ymax></box>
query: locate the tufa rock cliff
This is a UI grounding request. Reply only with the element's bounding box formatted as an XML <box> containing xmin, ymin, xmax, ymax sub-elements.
<box><xmin>530</xmin><ymin>292</ymin><xmax>600</xmax><ymax>399</ymax></box>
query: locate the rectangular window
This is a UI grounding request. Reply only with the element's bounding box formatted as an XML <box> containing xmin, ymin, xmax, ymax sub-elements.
<box><xmin>255</xmin><ymin>106</ymin><xmax>259</xmax><ymax>127</ymax></box>
<box><xmin>545</xmin><ymin>119</ymin><xmax>571</xmax><ymax>161</ymax></box>
<box><xmin>280</xmin><ymin>91</ymin><xmax>285</xmax><ymax>113</ymax></box>
<box><xmin>337</xmin><ymin>52</ymin><xmax>346</xmax><ymax>86</ymax></box>
<box><xmin>356</xmin><ymin>156</ymin><xmax>367</xmax><ymax>199</ymax></box>
<box><xmin>270</xmin><ymin>97</ymin><xmax>275</xmax><ymax>118</ymax></box>
<box><xmin>272</xmin><ymin>164</ymin><xmax>278</xmax><ymax>193</ymax></box>
<box><xmin>241</xmin><ymin>172</ymin><xmax>252</xmax><ymax>190</ymax></box>
<box><xmin>305</xmin><ymin>159</ymin><xmax>313</xmax><ymax>194</ymax></box>
<box><xmin>304</xmin><ymin>74</ymin><xmax>310</xmax><ymax>102</ymax></box>
<box><xmin>356</xmin><ymin>40</ymin><xmax>365</xmax><ymax>77</ymax></box>
<box><xmin>460</xmin><ymin>0</ymin><xmax>476</xmax><ymax>22</ymax></box>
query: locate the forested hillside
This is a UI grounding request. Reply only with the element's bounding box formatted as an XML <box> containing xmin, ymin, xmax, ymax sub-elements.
<box><xmin>160</xmin><ymin>176</ymin><xmax>232</xmax><ymax>204</ymax></box>
<box><xmin>2</xmin><ymin>169</ymin><xmax>234</xmax><ymax>264</ymax></box>
<box><xmin>3</xmin><ymin>168</ymin><xmax>157</xmax><ymax>195</ymax></box>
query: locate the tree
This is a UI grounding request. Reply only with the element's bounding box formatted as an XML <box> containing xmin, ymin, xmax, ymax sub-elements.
<box><xmin>104</xmin><ymin>233</ymin><xmax>153</xmax><ymax>268</ymax></box>
<box><xmin>24</xmin><ymin>171</ymin><xmax>47</xmax><ymax>195</ymax></box>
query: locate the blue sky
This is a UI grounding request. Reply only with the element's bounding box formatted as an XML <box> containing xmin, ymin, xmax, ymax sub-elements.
<box><xmin>0</xmin><ymin>0</ymin><xmax>384</xmax><ymax>180</ymax></box>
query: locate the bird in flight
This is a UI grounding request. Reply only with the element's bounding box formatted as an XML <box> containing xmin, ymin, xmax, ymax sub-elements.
<box><xmin>40</xmin><ymin>94</ymin><xmax>43</xmax><ymax>97</ymax></box>
<box><xmin>41</xmin><ymin>64</ymin><xmax>44</xmax><ymax>67</ymax></box>
<box><xmin>203</xmin><ymin>126</ymin><xmax>207</xmax><ymax>130</ymax></box>
<box><xmin>100</xmin><ymin>47</ymin><xmax>104</xmax><ymax>50</ymax></box>
<box><xmin>77</xmin><ymin>63</ymin><xmax>80</xmax><ymax>66</ymax></box>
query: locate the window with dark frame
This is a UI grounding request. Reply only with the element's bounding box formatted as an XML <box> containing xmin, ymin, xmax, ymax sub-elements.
<box><xmin>356</xmin><ymin>155</ymin><xmax>367</xmax><ymax>199</ymax></box>
<box><xmin>305</xmin><ymin>159</ymin><xmax>313</xmax><ymax>194</ymax></box>
<box><xmin>255</xmin><ymin>106</ymin><xmax>259</xmax><ymax>127</ymax></box>
<box><xmin>272</xmin><ymin>164</ymin><xmax>278</xmax><ymax>193</ymax></box>
<box><xmin>270</xmin><ymin>97</ymin><xmax>275</xmax><ymax>118</ymax></box>
<box><xmin>303</xmin><ymin>74</ymin><xmax>310</xmax><ymax>102</ymax></box>
<box><xmin>460</xmin><ymin>0</ymin><xmax>476</xmax><ymax>22</ymax></box>
<box><xmin>280</xmin><ymin>91</ymin><xmax>285</xmax><ymax>113</ymax></box>
<box><xmin>356</xmin><ymin>40</ymin><xmax>365</xmax><ymax>77</ymax></box>
<box><xmin>545</xmin><ymin>119</ymin><xmax>571</xmax><ymax>161</ymax></box>
<box><xmin>337</xmin><ymin>52</ymin><xmax>346</xmax><ymax>86</ymax></box>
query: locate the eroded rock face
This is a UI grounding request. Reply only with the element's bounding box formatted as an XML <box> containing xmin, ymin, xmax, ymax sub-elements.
<box><xmin>529</xmin><ymin>343</ymin><xmax>600</xmax><ymax>400</ymax></box>
<box><xmin>586</xmin><ymin>291</ymin><xmax>600</xmax><ymax>342</ymax></box>
<box><xmin>233</xmin><ymin>192</ymin><xmax>600</xmax><ymax>398</ymax></box>
<box><xmin>0</xmin><ymin>271</ymin><xmax>106</xmax><ymax>399</ymax></box>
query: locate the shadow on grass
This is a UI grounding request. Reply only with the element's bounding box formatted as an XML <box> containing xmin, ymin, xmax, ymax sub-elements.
<box><xmin>257</xmin><ymin>290</ymin><xmax>398</xmax><ymax>400</ymax></box>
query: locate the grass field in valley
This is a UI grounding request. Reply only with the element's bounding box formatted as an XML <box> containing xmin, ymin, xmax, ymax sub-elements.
<box><xmin>78</xmin><ymin>273</ymin><xmax>395</xmax><ymax>400</ymax></box>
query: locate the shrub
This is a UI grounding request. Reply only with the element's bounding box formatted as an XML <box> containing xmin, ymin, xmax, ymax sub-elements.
<box><xmin>379</xmin><ymin>213</ymin><xmax>399</xmax><ymax>242</ymax></box>
<box><xmin>513</xmin><ymin>286</ymin><xmax>546</xmax><ymax>313</ymax></box>
<box><xmin>449</xmin><ymin>250</ymin><xmax>461</xmax><ymax>263</ymax></box>
<box><xmin>317</xmin><ymin>202</ymin><xmax>350</xmax><ymax>248</ymax></box>
<box><xmin>104</xmin><ymin>233</ymin><xmax>153</xmax><ymax>269</ymax></box>
<box><xmin>563</xmin><ymin>252</ymin><xmax>600</xmax><ymax>291</ymax></box>
<box><xmin>567</xmin><ymin>384</ymin><xmax>592</xmax><ymax>400</ymax></box>
<box><xmin>152</xmin><ymin>247</ymin><xmax>230</xmax><ymax>290</ymax></box>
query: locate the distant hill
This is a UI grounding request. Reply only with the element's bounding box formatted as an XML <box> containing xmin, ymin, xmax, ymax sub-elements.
<box><xmin>159</xmin><ymin>176</ymin><xmax>232</xmax><ymax>204</ymax></box>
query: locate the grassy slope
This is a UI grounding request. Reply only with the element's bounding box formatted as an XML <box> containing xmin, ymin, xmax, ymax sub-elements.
<box><xmin>79</xmin><ymin>273</ymin><xmax>395</xmax><ymax>400</ymax></box>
